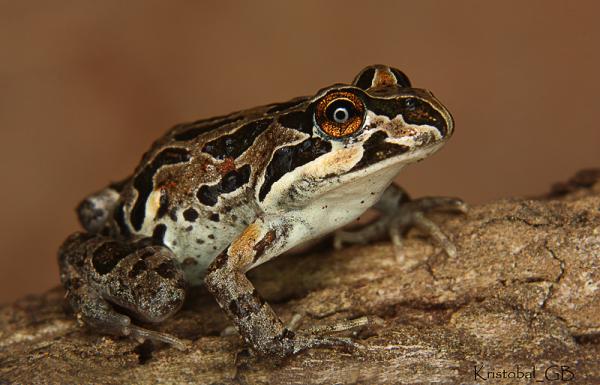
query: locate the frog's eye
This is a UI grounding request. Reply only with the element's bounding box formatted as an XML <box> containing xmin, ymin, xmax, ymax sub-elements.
<box><xmin>315</xmin><ymin>91</ymin><xmax>366</xmax><ymax>138</ymax></box>
<box><xmin>352</xmin><ymin>65</ymin><xmax>412</xmax><ymax>90</ymax></box>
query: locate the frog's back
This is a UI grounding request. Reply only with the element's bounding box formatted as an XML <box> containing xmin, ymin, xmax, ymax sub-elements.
<box><xmin>79</xmin><ymin>96</ymin><xmax>314</xmax><ymax>282</ymax></box>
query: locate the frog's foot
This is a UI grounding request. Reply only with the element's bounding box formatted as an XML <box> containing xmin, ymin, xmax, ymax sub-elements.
<box><xmin>286</xmin><ymin>313</ymin><xmax>304</xmax><ymax>332</ymax></box>
<box><xmin>72</xmin><ymin>290</ymin><xmax>188</xmax><ymax>351</ymax></box>
<box><xmin>218</xmin><ymin>319</ymin><xmax>363</xmax><ymax>356</ymax></box>
<box><xmin>285</xmin><ymin>314</ymin><xmax>376</xmax><ymax>335</ymax></box>
<box><xmin>278</xmin><ymin>315</ymin><xmax>380</xmax><ymax>355</ymax></box>
<box><xmin>283</xmin><ymin>332</ymin><xmax>364</xmax><ymax>356</ymax></box>
<box><xmin>219</xmin><ymin>314</ymin><xmax>367</xmax><ymax>351</ymax></box>
<box><xmin>306</xmin><ymin>315</ymin><xmax>381</xmax><ymax>335</ymax></box>
<box><xmin>127</xmin><ymin>325</ymin><xmax>189</xmax><ymax>351</ymax></box>
<box><xmin>334</xmin><ymin>195</ymin><xmax>467</xmax><ymax>263</ymax></box>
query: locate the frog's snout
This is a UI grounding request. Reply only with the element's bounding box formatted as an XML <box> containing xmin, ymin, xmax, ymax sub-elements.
<box><xmin>411</xmin><ymin>88</ymin><xmax>454</xmax><ymax>139</ymax></box>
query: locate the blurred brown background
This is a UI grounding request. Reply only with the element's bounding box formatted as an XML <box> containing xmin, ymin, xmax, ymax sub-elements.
<box><xmin>1</xmin><ymin>1</ymin><xmax>599</xmax><ymax>303</ymax></box>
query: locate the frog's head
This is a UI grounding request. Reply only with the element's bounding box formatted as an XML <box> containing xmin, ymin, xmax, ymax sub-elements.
<box><xmin>311</xmin><ymin>65</ymin><xmax>454</xmax><ymax>177</ymax></box>
<box><xmin>258</xmin><ymin>65</ymin><xmax>454</xmax><ymax>207</ymax></box>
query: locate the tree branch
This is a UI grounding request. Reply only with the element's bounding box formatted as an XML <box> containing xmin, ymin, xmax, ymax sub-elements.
<box><xmin>2</xmin><ymin>170</ymin><xmax>599</xmax><ymax>384</ymax></box>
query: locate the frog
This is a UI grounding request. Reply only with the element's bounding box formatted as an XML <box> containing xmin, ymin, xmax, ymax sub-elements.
<box><xmin>58</xmin><ymin>64</ymin><xmax>466</xmax><ymax>358</ymax></box>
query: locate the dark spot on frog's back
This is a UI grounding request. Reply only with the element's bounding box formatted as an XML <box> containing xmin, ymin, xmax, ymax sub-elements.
<box><xmin>152</xmin><ymin>224</ymin><xmax>167</xmax><ymax>244</ymax></box>
<box><xmin>183</xmin><ymin>208</ymin><xmax>198</xmax><ymax>222</ymax></box>
<box><xmin>350</xmin><ymin>131</ymin><xmax>409</xmax><ymax>172</ymax></box>
<box><xmin>202</xmin><ymin>118</ymin><xmax>272</xmax><ymax>160</ymax></box>
<box><xmin>278</xmin><ymin>110</ymin><xmax>313</xmax><ymax>134</ymax></box>
<box><xmin>197</xmin><ymin>164</ymin><xmax>251</xmax><ymax>206</ymax></box>
<box><xmin>130</xmin><ymin>148</ymin><xmax>191</xmax><ymax>231</ymax></box>
<box><xmin>113</xmin><ymin>203</ymin><xmax>131</xmax><ymax>237</ymax></box>
<box><xmin>258</xmin><ymin>138</ymin><xmax>332</xmax><ymax>202</ymax></box>
<box><xmin>129</xmin><ymin>259</ymin><xmax>148</xmax><ymax>278</ymax></box>
<box><xmin>155</xmin><ymin>260</ymin><xmax>177</xmax><ymax>279</ymax></box>
<box><xmin>92</xmin><ymin>241</ymin><xmax>135</xmax><ymax>275</ymax></box>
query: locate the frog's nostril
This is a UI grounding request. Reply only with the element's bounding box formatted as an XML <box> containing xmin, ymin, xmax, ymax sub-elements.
<box><xmin>403</xmin><ymin>98</ymin><xmax>416</xmax><ymax>109</ymax></box>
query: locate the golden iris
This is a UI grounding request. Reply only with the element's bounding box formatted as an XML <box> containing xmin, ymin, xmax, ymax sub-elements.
<box><xmin>315</xmin><ymin>91</ymin><xmax>366</xmax><ymax>138</ymax></box>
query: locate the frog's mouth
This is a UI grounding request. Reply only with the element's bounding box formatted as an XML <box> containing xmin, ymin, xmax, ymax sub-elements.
<box><xmin>318</xmin><ymin>138</ymin><xmax>444</xmax><ymax>203</ymax></box>
<box><xmin>345</xmin><ymin>127</ymin><xmax>444</xmax><ymax>176</ymax></box>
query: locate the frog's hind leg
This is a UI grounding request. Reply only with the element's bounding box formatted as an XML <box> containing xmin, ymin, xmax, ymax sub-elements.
<box><xmin>58</xmin><ymin>232</ymin><xmax>188</xmax><ymax>350</ymax></box>
<box><xmin>333</xmin><ymin>184</ymin><xmax>467</xmax><ymax>262</ymax></box>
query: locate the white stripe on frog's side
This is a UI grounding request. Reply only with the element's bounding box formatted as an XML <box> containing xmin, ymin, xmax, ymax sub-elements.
<box><xmin>257</xmin><ymin>137</ymin><xmax>361</xmax><ymax>212</ymax></box>
<box><xmin>375</xmin><ymin>112</ymin><xmax>444</xmax><ymax>148</ymax></box>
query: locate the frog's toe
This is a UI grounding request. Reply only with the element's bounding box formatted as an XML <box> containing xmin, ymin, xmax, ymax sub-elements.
<box><xmin>333</xmin><ymin>218</ymin><xmax>388</xmax><ymax>249</ymax></box>
<box><xmin>300</xmin><ymin>335</ymin><xmax>364</xmax><ymax>353</ymax></box>
<box><xmin>127</xmin><ymin>324</ymin><xmax>189</xmax><ymax>351</ymax></box>
<box><xmin>219</xmin><ymin>325</ymin><xmax>238</xmax><ymax>337</ymax></box>
<box><xmin>275</xmin><ymin>332</ymin><xmax>362</xmax><ymax>357</ymax></box>
<box><xmin>333</xmin><ymin>230</ymin><xmax>367</xmax><ymax>249</ymax></box>
<box><xmin>285</xmin><ymin>315</ymin><xmax>379</xmax><ymax>355</ymax></box>
<box><xmin>72</xmin><ymin>288</ymin><xmax>132</xmax><ymax>336</ymax></box>
<box><xmin>306</xmin><ymin>315</ymin><xmax>374</xmax><ymax>335</ymax></box>
<box><xmin>284</xmin><ymin>313</ymin><xmax>304</xmax><ymax>332</ymax></box>
<box><xmin>395</xmin><ymin>196</ymin><xmax>466</xmax><ymax>258</ymax></box>
<box><xmin>389</xmin><ymin>210</ymin><xmax>458</xmax><ymax>259</ymax></box>
<box><xmin>408</xmin><ymin>196</ymin><xmax>468</xmax><ymax>215</ymax></box>
<box><xmin>74</xmin><ymin>291</ymin><xmax>187</xmax><ymax>350</ymax></box>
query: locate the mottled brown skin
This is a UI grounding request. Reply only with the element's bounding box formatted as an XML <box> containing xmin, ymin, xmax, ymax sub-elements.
<box><xmin>58</xmin><ymin>65</ymin><xmax>462</xmax><ymax>357</ymax></box>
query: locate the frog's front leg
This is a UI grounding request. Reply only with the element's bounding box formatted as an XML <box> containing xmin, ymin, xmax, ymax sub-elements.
<box><xmin>58</xmin><ymin>232</ymin><xmax>187</xmax><ymax>349</ymax></box>
<box><xmin>204</xmin><ymin>217</ymin><xmax>360</xmax><ymax>358</ymax></box>
<box><xmin>334</xmin><ymin>184</ymin><xmax>467</xmax><ymax>261</ymax></box>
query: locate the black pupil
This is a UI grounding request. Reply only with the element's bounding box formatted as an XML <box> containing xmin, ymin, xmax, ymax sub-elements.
<box><xmin>334</xmin><ymin>109</ymin><xmax>347</xmax><ymax>121</ymax></box>
<box><xmin>326</xmin><ymin>99</ymin><xmax>356</xmax><ymax>123</ymax></box>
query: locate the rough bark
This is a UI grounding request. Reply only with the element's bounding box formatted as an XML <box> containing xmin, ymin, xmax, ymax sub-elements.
<box><xmin>1</xmin><ymin>170</ymin><xmax>600</xmax><ymax>385</ymax></box>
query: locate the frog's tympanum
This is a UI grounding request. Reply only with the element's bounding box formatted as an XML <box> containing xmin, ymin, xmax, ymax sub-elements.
<box><xmin>59</xmin><ymin>65</ymin><xmax>465</xmax><ymax>357</ymax></box>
